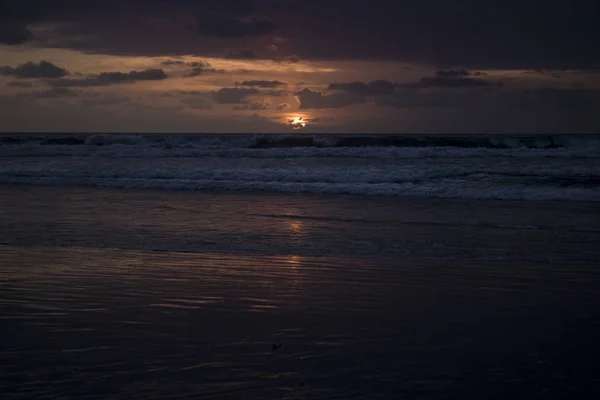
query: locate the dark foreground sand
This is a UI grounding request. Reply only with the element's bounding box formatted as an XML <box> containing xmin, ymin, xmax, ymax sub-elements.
<box><xmin>1</xmin><ymin>186</ymin><xmax>600</xmax><ymax>399</ymax></box>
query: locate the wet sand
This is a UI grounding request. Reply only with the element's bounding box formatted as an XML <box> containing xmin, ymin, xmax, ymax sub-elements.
<box><xmin>1</xmin><ymin>186</ymin><xmax>600</xmax><ymax>399</ymax></box>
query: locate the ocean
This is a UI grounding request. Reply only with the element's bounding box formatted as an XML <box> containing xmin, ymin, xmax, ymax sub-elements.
<box><xmin>1</xmin><ymin>134</ymin><xmax>600</xmax><ymax>399</ymax></box>
<box><xmin>1</xmin><ymin>133</ymin><xmax>600</xmax><ymax>200</ymax></box>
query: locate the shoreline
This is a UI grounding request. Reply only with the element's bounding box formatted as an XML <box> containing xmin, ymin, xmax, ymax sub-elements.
<box><xmin>2</xmin><ymin>182</ymin><xmax>600</xmax><ymax>205</ymax></box>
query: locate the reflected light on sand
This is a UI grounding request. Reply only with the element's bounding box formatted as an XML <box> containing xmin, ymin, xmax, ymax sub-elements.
<box><xmin>285</xmin><ymin>255</ymin><xmax>302</xmax><ymax>268</ymax></box>
<box><xmin>288</xmin><ymin>220</ymin><xmax>304</xmax><ymax>237</ymax></box>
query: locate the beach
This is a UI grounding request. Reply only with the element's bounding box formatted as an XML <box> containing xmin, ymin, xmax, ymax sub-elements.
<box><xmin>2</xmin><ymin>186</ymin><xmax>600</xmax><ymax>399</ymax></box>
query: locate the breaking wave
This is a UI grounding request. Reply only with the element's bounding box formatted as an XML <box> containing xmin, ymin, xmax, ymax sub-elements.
<box><xmin>1</xmin><ymin>133</ymin><xmax>599</xmax><ymax>200</ymax></box>
<box><xmin>1</xmin><ymin>133</ymin><xmax>600</xmax><ymax>158</ymax></box>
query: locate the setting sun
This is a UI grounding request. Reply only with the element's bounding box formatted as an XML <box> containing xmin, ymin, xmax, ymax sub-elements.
<box><xmin>290</xmin><ymin>116</ymin><xmax>307</xmax><ymax>130</ymax></box>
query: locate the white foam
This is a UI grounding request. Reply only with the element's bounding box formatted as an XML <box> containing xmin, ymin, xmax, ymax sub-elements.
<box><xmin>1</xmin><ymin>159</ymin><xmax>599</xmax><ymax>201</ymax></box>
<box><xmin>2</xmin><ymin>134</ymin><xmax>599</xmax><ymax>200</ymax></box>
<box><xmin>2</xmin><ymin>175</ymin><xmax>599</xmax><ymax>201</ymax></box>
<box><xmin>2</xmin><ymin>133</ymin><xmax>600</xmax><ymax>159</ymax></box>
<box><xmin>85</xmin><ymin>134</ymin><xmax>148</xmax><ymax>146</ymax></box>
<box><xmin>2</xmin><ymin>142</ymin><xmax>600</xmax><ymax>159</ymax></box>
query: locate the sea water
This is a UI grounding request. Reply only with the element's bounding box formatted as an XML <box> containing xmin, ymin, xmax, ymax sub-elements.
<box><xmin>1</xmin><ymin>133</ymin><xmax>599</xmax><ymax>201</ymax></box>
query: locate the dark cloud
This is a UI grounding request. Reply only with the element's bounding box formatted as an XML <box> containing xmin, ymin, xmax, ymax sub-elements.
<box><xmin>329</xmin><ymin>75</ymin><xmax>500</xmax><ymax>98</ymax></box>
<box><xmin>522</xmin><ymin>69</ymin><xmax>563</xmax><ymax>79</ymax></box>
<box><xmin>187</xmin><ymin>66</ymin><xmax>223</xmax><ymax>77</ymax></box>
<box><xmin>204</xmin><ymin>0</ymin><xmax>257</xmax><ymax>16</ymax></box>
<box><xmin>97</xmin><ymin>69</ymin><xmax>168</xmax><ymax>83</ymax></box>
<box><xmin>0</xmin><ymin>60</ymin><xmax>69</xmax><ymax>79</ymax></box>
<box><xmin>327</xmin><ymin>79</ymin><xmax>482</xmax><ymax>109</ymax></box>
<box><xmin>273</xmin><ymin>54</ymin><xmax>301</xmax><ymax>63</ymax></box>
<box><xmin>196</xmin><ymin>13</ymin><xmax>278</xmax><ymax>37</ymax></box>
<box><xmin>406</xmin><ymin>76</ymin><xmax>498</xmax><ymax>89</ymax></box>
<box><xmin>236</xmin><ymin>80</ymin><xmax>286</xmax><ymax>88</ymax></box>
<box><xmin>47</xmin><ymin>78</ymin><xmax>108</xmax><ymax>88</ymax></box>
<box><xmin>187</xmin><ymin>66</ymin><xmax>220</xmax><ymax>76</ymax></box>
<box><xmin>397</xmin><ymin>71</ymin><xmax>501</xmax><ymax>89</ymax></box>
<box><xmin>328</xmin><ymin>80</ymin><xmax>398</xmax><ymax>97</ymax></box>
<box><xmin>161</xmin><ymin>59</ymin><xmax>223</xmax><ymax>76</ymax></box>
<box><xmin>7</xmin><ymin>81</ymin><xmax>34</xmax><ymax>88</ymax></box>
<box><xmin>325</xmin><ymin>75</ymin><xmax>504</xmax><ymax>109</ymax></box>
<box><xmin>278</xmin><ymin>0</ymin><xmax>600</xmax><ymax>69</ymax></box>
<box><xmin>225</xmin><ymin>49</ymin><xmax>256</xmax><ymax>59</ymax></box>
<box><xmin>47</xmin><ymin>68</ymin><xmax>168</xmax><ymax>87</ymax></box>
<box><xmin>161</xmin><ymin>59</ymin><xmax>195</xmax><ymax>66</ymax></box>
<box><xmin>0</xmin><ymin>21</ymin><xmax>33</xmax><ymax>44</ymax></box>
<box><xmin>17</xmin><ymin>87</ymin><xmax>81</xmax><ymax>99</ymax></box>
<box><xmin>374</xmin><ymin>89</ymin><xmax>487</xmax><ymax>109</ymax></box>
<box><xmin>181</xmin><ymin>96</ymin><xmax>213</xmax><ymax>110</ymax></box>
<box><xmin>213</xmin><ymin>87</ymin><xmax>259</xmax><ymax>104</ymax></box>
<box><xmin>80</xmin><ymin>94</ymin><xmax>131</xmax><ymax>107</ymax></box>
<box><xmin>283</xmin><ymin>55</ymin><xmax>300</xmax><ymax>63</ymax></box>
<box><xmin>294</xmin><ymin>88</ymin><xmax>365</xmax><ymax>109</ymax></box>
<box><xmin>1</xmin><ymin>1</ymin><xmax>598</xmax><ymax>69</ymax></box>
<box><xmin>506</xmin><ymin>87</ymin><xmax>600</xmax><ymax>110</ymax></box>
<box><xmin>372</xmin><ymin>85</ymin><xmax>600</xmax><ymax>112</ymax></box>
<box><xmin>435</xmin><ymin>69</ymin><xmax>471</xmax><ymax>78</ymax></box>
<box><xmin>276</xmin><ymin>103</ymin><xmax>289</xmax><ymax>110</ymax></box>
<box><xmin>263</xmin><ymin>89</ymin><xmax>288</xmax><ymax>96</ymax></box>
<box><xmin>233</xmin><ymin>102</ymin><xmax>270</xmax><ymax>110</ymax></box>
<box><xmin>161</xmin><ymin>60</ymin><xmax>186</xmax><ymax>66</ymax></box>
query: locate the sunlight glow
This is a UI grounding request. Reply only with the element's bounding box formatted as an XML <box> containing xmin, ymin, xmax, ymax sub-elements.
<box><xmin>290</xmin><ymin>116</ymin><xmax>307</xmax><ymax>130</ymax></box>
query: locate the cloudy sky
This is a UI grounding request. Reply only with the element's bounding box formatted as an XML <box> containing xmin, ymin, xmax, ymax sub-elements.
<box><xmin>1</xmin><ymin>0</ymin><xmax>599</xmax><ymax>133</ymax></box>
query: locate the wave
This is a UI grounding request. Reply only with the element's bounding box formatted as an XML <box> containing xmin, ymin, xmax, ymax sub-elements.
<box><xmin>1</xmin><ymin>161</ymin><xmax>600</xmax><ymax>201</ymax></box>
<box><xmin>2</xmin><ymin>133</ymin><xmax>599</xmax><ymax>200</ymax></box>
<box><xmin>1</xmin><ymin>133</ymin><xmax>600</xmax><ymax>158</ymax></box>
<box><xmin>2</xmin><ymin>175</ymin><xmax>599</xmax><ymax>200</ymax></box>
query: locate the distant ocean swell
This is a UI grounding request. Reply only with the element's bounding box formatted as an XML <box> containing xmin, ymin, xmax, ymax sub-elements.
<box><xmin>1</xmin><ymin>134</ymin><xmax>599</xmax><ymax>200</ymax></box>
<box><xmin>1</xmin><ymin>133</ymin><xmax>600</xmax><ymax>158</ymax></box>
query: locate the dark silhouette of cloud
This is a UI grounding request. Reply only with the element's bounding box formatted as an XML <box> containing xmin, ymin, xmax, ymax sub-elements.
<box><xmin>283</xmin><ymin>55</ymin><xmax>300</xmax><ymax>63</ymax></box>
<box><xmin>407</xmin><ymin>76</ymin><xmax>497</xmax><ymax>89</ymax></box>
<box><xmin>225</xmin><ymin>49</ymin><xmax>256</xmax><ymax>59</ymax></box>
<box><xmin>273</xmin><ymin>54</ymin><xmax>301</xmax><ymax>63</ymax></box>
<box><xmin>0</xmin><ymin>60</ymin><xmax>69</xmax><ymax>79</ymax></box>
<box><xmin>233</xmin><ymin>102</ymin><xmax>269</xmax><ymax>110</ymax></box>
<box><xmin>374</xmin><ymin>89</ymin><xmax>486</xmax><ymax>109</ymax></box>
<box><xmin>262</xmin><ymin>89</ymin><xmax>288</xmax><ymax>96</ymax></box>
<box><xmin>236</xmin><ymin>80</ymin><xmax>286</xmax><ymax>88</ymax></box>
<box><xmin>278</xmin><ymin>0</ymin><xmax>600</xmax><ymax>69</ymax></box>
<box><xmin>80</xmin><ymin>94</ymin><xmax>131</xmax><ymax>107</ymax></box>
<box><xmin>294</xmin><ymin>88</ymin><xmax>365</xmax><ymax>109</ymax></box>
<box><xmin>162</xmin><ymin>59</ymin><xmax>211</xmax><ymax>68</ymax></box>
<box><xmin>213</xmin><ymin>87</ymin><xmax>259</xmax><ymax>104</ymax></box>
<box><xmin>197</xmin><ymin>13</ymin><xmax>278</xmax><ymax>37</ymax></box>
<box><xmin>96</xmin><ymin>69</ymin><xmax>167</xmax><ymax>83</ymax></box>
<box><xmin>276</xmin><ymin>103</ymin><xmax>289</xmax><ymax>110</ymax></box>
<box><xmin>162</xmin><ymin>59</ymin><xmax>222</xmax><ymax>76</ymax></box>
<box><xmin>0</xmin><ymin>22</ymin><xmax>33</xmax><ymax>44</ymax></box>
<box><xmin>328</xmin><ymin>80</ymin><xmax>398</xmax><ymax>96</ymax></box>
<box><xmin>7</xmin><ymin>81</ymin><xmax>34</xmax><ymax>88</ymax></box>
<box><xmin>188</xmin><ymin>67</ymin><xmax>223</xmax><ymax>77</ymax></box>
<box><xmin>329</xmin><ymin>74</ymin><xmax>500</xmax><ymax>98</ymax></box>
<box><xmin>17</xmin><ymin>87</ymin><xmax>81</xmax><ymax>99</ymax></box>
<box><xmin>396</xmin><ymin>71</ymin><xmax>501</xmax><ymax>89</ymax></box>
<box><xmin>161</xmin><ymin>60</ymin><xmax>187</xmax><ymax>66</ymax></box>
<box><xmin>435</xmin><ymin>69</ymin><xmax>471</xmax><ymax>78</ymax></box>
<box><xmin>181</xmin><ymin>96</ymin><xmax>213</xmax><ymax>110</ymax></box>
<box><xmin>0</xmin><ymin>1</ymin><xmax>598</xmax><ymax>69</ymax></box>
<box><xmin>47</xmin><ymin>68</ymin><xmax>168</xmax><ymax>87</ymax></box>
<box><xmin>506</xmin><ymin>87</ymin><xmax>600</xmax><ymax>110</ymax></box>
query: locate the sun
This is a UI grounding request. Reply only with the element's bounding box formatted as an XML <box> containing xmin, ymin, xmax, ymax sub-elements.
<box><xmin>289</xmin><ymin>116</ymin><xmax>307</xmax><ymax>130</ymax></box>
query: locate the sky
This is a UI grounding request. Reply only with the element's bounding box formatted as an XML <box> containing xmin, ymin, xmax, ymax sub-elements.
<box><xmin>1</xmin><ymin>0</ymin><xmax>599</xmax><ymax>134</ymax></box>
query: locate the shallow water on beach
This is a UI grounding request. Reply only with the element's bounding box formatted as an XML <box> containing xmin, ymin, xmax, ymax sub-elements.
<box><xmin>2</xmin><ymin>186</ymin><xmax>600</xmax><ymax>399</ymax></box>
